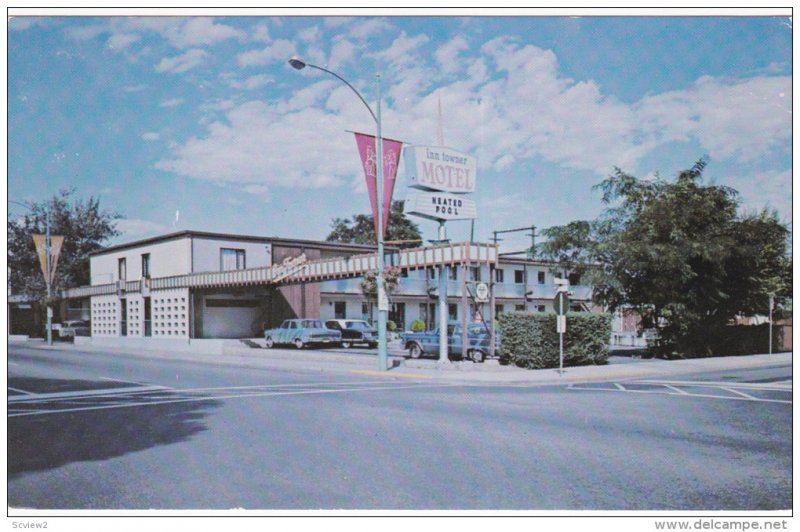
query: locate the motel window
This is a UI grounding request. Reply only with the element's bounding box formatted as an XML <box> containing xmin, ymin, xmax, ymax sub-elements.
<box><xmin>220</xmin><ymin>248</ymin><xmax>246</xmax><ymax>271</ymax></box>
<box><xmin>470</xmin><ymin>267</ymin><xmax>481</xmax><ymax>282</ymax></box>
<box><xmin>142</xmin><ymin>254</ymin><xmax>151</xmax><ymax>278</ymax></box>
<box><xmin>537</xmin><ymin>305</ymin><xmax>546</xmax><ymax>312</ymax></box>
<box><xmin>569</xmin><ymin>273</ymin><xmax>581</xmax><ymax>286</ymax></box>
<box><xmin>495</xmin><ymin>269</ymin><xmax>504</xmax><ymax>283</ymax></box>
<box><xmin>515</xmin><ymin>304</ymin><xmax>525</xmax><ymax>311</ymax></box>
<box><xmin>538</xmin><ymin>271</ymin><xmax>546</xmax><ymax>285</ymax></box>
<box><xmin>514</xmin><ymin>270</ymin><xmax>525</xmax><ymax>284</ymax></box>
<box><xmin>449</xmin><ymin>267</ymin><xmax>458</xmax><ymax>281</ymax></box>
<box><xmin>495</xmin><ymin>305</ymin><xmax>504</xmax><ymax>317</ymax></box>
<box><xmin>334</xmin><ymin>301</ymin><xmax>346</xmax><ymax>320</ymax></box>
<box><xmin>118</xmin><ymin>258</ymin><xmax>127</xmax><ymax>281</ymax></box>
<box><xmin>448</xmin><ymin>304</ymin><xmax>458</xmax><ymax>321</ymax></box>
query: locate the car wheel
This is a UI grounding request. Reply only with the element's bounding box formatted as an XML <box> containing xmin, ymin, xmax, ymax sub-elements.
<box><xmin>294</xmin><ymin>338</ymin><xmax>305</xmax><ymax>349</ymax></box>
<box><xmin>341</xmin><ymin>341</ymin><xmax>352</xmax><ymax>349</ymax></box>
<box><xmin>265</xmin><ymin>337</ymin><xmax>274</xmax><ymax>348</ymax></box>
<box><xmin>470</xmin><ymin>349</ymin><xmax>485</xmax><ymax>363</ymax></box>
<box><xmin>409</xmin><ymin>343</ymin><xmax>423</xmax><ymax>359</ymax></box>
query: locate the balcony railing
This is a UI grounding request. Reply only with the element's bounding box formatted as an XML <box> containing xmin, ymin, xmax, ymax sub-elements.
<box><xmin>318</xmin><ymin>277</ymin><xmax>592</xmax><ymax>301</ymax></box>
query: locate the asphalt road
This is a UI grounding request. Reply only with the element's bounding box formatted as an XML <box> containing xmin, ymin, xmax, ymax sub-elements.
<box><xmin>7</xmin><ymin>343</ymin><xmax>792</xmax><ymax>511</ymax></box>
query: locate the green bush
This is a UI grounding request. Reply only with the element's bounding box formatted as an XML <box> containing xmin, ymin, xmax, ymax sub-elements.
<box><xmin>498</xmin><ymin>311</ymin><xmax>611</xmax><ymax>369</ymax></box>
<box><xmin>656</xmin><ymin>323</ymin><xmax>785</xmax><ymax>358</ymax></box>
<box><xmin>410</xmin><ymin>319</ymin><xmax>426</xmax><ymax>332</ymax></box>
<box><xmin>387</xmin><ymin>320</ymin><xmax>397</xmax><ymax>332</ymax></box>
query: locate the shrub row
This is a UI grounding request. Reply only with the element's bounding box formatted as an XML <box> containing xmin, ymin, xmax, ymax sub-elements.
<box><xmin>498</xmin><ymin>311</ymin><xmax>611</xmax><ymax>369</ymax></box>
<box><xmin>657</xmin><ymin>323</ymin><xmax>786</xmax><ymax>358</ymax></box>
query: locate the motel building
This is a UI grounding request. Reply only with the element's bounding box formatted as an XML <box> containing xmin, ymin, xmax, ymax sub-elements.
<box><xmin>61</xmin><ymin>230</ymin><xmax>594</xmax><ymax>344</ymax></box>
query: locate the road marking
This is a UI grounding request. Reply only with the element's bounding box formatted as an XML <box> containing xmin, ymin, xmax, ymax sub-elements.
<box><xmin>7</xmin><ymin>381</ymin><xmax>456</xmax><ymax>417</ymax></box>
<box><xmin>7</xmin><ymin>387</ymin><xmax>35</xmax><ymax>395</ymax></box>
<box><xmin>719</xmin><ymin>387</ymin><xmax>759</xmax><ymax>400</ymax></box>
<box><xmin>567</xmin><ymin>381</ymin><xmax>791</xmax><ymax>405</ymax></box>
<box><xmin>99</xmin><ymin>376</ymin><xmax>153</xmax><ymax>386</ymax></box>
<box><xmin>635</xmin><ymin>379</ymin><xmax>792</xmax><ymax>391</ymax></box>
<box><xmin>351</xmin><ymin>370</ymin><xmax>432</xmax><ymax>379</ymax></box>
<box><xmin>7</xmin><ymin>385</ymin><xmax>170</xmax><ymax>403</ymax></box>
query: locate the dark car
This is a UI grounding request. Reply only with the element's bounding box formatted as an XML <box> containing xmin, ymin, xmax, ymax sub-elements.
<box><xmin>324</xmin><ymin>319</ymin><xmax>378</xmax><ymax>349</ymax></box>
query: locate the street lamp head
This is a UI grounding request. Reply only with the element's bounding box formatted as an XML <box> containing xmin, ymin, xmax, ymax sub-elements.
<box><xmin>288</xmin><ymin>57</ymin><xmax>307</xmax><ymax>70</ymax></box>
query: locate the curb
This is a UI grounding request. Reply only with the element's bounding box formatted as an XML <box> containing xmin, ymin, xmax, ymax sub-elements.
<box><xmin>11</xmin><ymin>338</ymin><xmax>792</xmax><ymax>385</ymax></box>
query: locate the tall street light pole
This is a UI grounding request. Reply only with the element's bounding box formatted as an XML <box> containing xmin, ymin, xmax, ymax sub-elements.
<box><xmin>288</xmin><ymin>57</ymin><xmax>389</xmax><ymax>371</ymax></box>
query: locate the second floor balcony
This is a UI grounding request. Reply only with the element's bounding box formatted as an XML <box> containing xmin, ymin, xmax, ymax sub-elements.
<box><xmin>318</xmin><ymin>277</ymin><xmax>593</xmax><ymax>301</ymax></box>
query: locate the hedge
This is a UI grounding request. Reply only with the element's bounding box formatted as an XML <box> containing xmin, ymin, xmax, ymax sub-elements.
<box><xmin>498</xmin><ymin>312</ymin><xmax>611</xmax><ymax>369</ymax></box>
<box><xmin>657</xmin><ymin>323</ymin><xmax>786</xmax><ymax>358</ymax></box>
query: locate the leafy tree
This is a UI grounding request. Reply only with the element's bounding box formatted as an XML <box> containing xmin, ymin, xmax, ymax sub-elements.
<box><xmin>539</xmin><ymin>159</ymin><xmax>791</xmax><ymax>358</ymax></box>
<box><xmin>327</xmin><ymin>200</ymin><xmax>423</xmax><ymax>248</ymax></box>
<box><xmin>8</xmin><ymin>188</ymin><xmax>122</xmax><ymax>302</ymax></box>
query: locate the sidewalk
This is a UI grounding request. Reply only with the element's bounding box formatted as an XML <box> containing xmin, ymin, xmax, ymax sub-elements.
<box><xmin>13</xmin><ymin>336</ymin><xmax>793</xmax><ymax>386</ymax></box>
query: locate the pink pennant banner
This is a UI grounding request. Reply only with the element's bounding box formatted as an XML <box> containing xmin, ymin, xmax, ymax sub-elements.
<box><xmin>354</xmin><ymin>132</ymin><xmax>403</xmax><ymax>240</ymax></box>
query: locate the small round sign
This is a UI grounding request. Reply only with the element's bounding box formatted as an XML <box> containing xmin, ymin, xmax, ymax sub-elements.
<box><xmin>553</xmin><ymin>292</ymin><xmax>569</xmax><ymax>315</ymax></box>
<box><xmin>475</xmin><ymin>282</ymin><xmax>490</xmax><ymax>302</ymax></box>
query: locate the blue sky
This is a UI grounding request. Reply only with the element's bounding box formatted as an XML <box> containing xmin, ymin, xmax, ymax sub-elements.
<box><xmin>7</xmin><ymin>11</ymin><xmax>793</xmax><ymax>254</ymax></box>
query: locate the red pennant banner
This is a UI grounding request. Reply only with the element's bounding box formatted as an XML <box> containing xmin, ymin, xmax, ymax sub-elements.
<box><xmin>354</xmin><ymin>132</ymin><xmax>403</xmax><ymax>240</ymax></box>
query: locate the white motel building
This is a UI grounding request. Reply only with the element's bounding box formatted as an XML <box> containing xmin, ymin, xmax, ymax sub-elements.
<box><xmin>61</xmin><ymin>229</ymin><xmax>595</xmax><ymax>342</ymax></box>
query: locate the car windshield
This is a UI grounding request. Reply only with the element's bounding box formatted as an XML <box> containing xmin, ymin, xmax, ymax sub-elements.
<box><xmin>345</xmin><ymin>321</ymin><xmax>371</xmax><ymax>330</ymax></box>
<box><xmin>301</xmin><ymin>320</ymin><xmax>323</xmax><ymax>328</ymax></box>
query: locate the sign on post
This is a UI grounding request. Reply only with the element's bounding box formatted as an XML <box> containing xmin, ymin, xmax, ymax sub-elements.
<box><xmin>475</xmin><ymin>282</ymin><xmax>490</xmax><ymax>302</ymax></box>
<box><xmin>405</xmin><ymin>190</ymin><xmax>477</xmax><ymax>222</ymax></box>
<box><xmin>404</xmin><ymin>146</ymin><xmax>477</xmax><ymax>194</ymax></box>
<box><xmin>553</xmin><ymin>292</ymin><xmax>569</xmax><ymax>315</ymax></box>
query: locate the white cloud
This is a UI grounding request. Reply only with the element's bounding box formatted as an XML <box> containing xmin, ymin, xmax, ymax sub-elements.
<box><xmin>142</xmin><ymin>132</ymin><xmax>160</xmax><ymax>141</ymax></box>
<box><xmin>298</xmin><ymin>26</ymin><xmax>321</xmax><ymax>43</ymax></box>
<box><xmin>155</xmin><ymin>49</ymin><xmax>207</xmax><ymax>74</ymax></box>
<box><xmin>155</xmin><ymin>32</ymin><xmax>790</xmax><ymax>214</ymax></box>
<box><xmin>159</xmin><ymin>98</ymin><xmax>184</xmax><ymax>108</ymax></box>
<box><xmin>434</xmin><ymin>35</ymin><xmax>469</xmax><ymax>74</ymax></box>
<box><xmin>155</xmin><ymin>99</ymin><xmax>355</xmax><ymax>190</ymax></box>
<box><xmin>237</xmin><ymin>39</ymin><xmax>297</xmax><ymax>68</ymax></box>
<box><xmin>346</xmin><ymin>18</ymin><xmax>391</xmax><ymax>40</ymax></box>
<box><xmin>123</xmin><ymin>84</ymin><xmax>148</xmax><ymax>93</ymax></box>
<box><xmin>107</xmin><ymin>32</ymin><xmax>140</xmax><ymax>51</ymax></box>
<box><xmin>251</xmin><ymin>23</ymin><xmax>271</xmax><ymax>43</ymax></box>
<box><xmin>328</xmin><ymin>38</ymin><xmax>355</xmax><ymax>70</ymax></box>
<box><xmin>229</xmin><ymin>74</ymin><xmax>273</xmax><ymax>90</ymax></box>
<box><xmin>240</xmin><ymin>184</ymin><xmax>272</xmax><ymax>200</ymax></box>
<box><xmin>165</xmin><ymin>18</ymin><xmax>246</xmax><ymax>48</ymax></box>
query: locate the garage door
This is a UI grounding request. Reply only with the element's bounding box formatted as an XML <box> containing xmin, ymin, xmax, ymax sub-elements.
<box><xmin>202</xmin><ymin>299</ymin><xmax>260</xmax><ymax>338</ymax></box>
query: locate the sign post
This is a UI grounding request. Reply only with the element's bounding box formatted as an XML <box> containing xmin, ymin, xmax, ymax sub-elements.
<box><xmin>404</xmin><ymin>144</ymin><xmax>478</xmax><ymax>364</ymax></box>
<box><xmin>553</xmin><ymin>280</ymin><xmax>570</xmax><ymax>375</ymax></box>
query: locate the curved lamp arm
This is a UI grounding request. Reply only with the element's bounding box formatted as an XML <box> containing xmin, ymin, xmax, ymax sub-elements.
<box><xmin>289</xmin><ymin>58</ymin><xmax>377</xmax><ymax>124</ymax></box>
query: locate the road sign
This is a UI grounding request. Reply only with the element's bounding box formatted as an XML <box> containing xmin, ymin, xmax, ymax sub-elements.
<box><xmin>475</xmin><ymin>282</ymin><xmax>490</xmax><ymax>302</ymax></box>
<box><xmin>557</xmin><ymin>315</ymin><xmax>566</xmax><ymax>333</ymax></box>
<box><xmin>553</xmin><ymin>292</ymin><xmax>569</xmax><ymax>315</ymax></box>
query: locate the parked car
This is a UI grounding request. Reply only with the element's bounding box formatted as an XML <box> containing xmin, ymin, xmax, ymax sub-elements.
<box><xmin>324</xmin><ymin>319</ymin><xmax>378</xmax><ymax>349</ymax></box>
<box><xmin>59</xmin><ymin>320</ymin><xmax>91</xmax><ymax>338</ymax></box>
<box><xmin>264</xmin><ymin>319</ymin><xmax>342</xmax><ymax>349</ymax></box>
<box><xmin>398</xmin><ymin>321</ymin><xmax>501</xmax><ymax>362</ymax></box>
